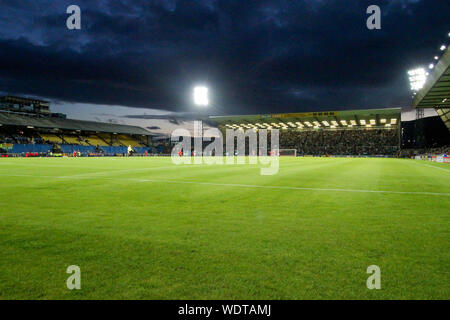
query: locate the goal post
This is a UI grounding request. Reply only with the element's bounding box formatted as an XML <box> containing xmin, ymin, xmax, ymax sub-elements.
<box><xmin>279</xmin><ymin>149</ymin><xmax>297</xmax><ymax>157</ymax></box>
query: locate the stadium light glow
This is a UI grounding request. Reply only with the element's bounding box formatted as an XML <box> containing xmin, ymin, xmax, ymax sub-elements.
<box><xmin>322</xmin><ymin>121</ymin><xmax>330</xmax><ymax>126</ymax></box>
<box><xmin>313</xmin><ymin>121</ymin><xmax>320</xmax><ymax>127</ymax></box>
<box><xmin>304</xmin><ymin>121</ymin><xmax>313</xmax><ymax>127</ymax></box>
<box><xmin>408</xmin><ymin>68</ymin><xmax>427</xmax><ymax>91</ymax></box>
<box><xmin>434</xmin><ymin>56</ymin><xmax>439</xmax><ymax>60</ymax></box>
<box><xmin>385</xmin><ymin>124</ymin><xmax>391</xmax><ymax>127</ymax></box>
<box><xmin>380</xmin><ymin>118</ymin><xmax>386</xmax><ymax>124</ymax></box>
<box><xmin>391</xmin><ymin>118</ymin><xmax>397</xmax><ymax>124</ymax></box>
<box><xmin>360</xmin><ymin>119</ymin><xmax>366</xmax><ymax>125</ymax></box>
<box><xmin>350</xmin><ymin>120</ymin><xmax>357</xmax><ymax>126</ymax></box>
<box><xmin>370</xmin><ymin>119</ymin><xmax>376</xmax><ymax>125</ymax></box>
<box><xmin>193</xmin><ymin>86</ymin><xmax>209</xmax><ymax>106</ymax></box>
<box><xmin>340</xmin><ymin>120</ymin><xmax>347</xmax><ymax>126</ymax></box>
<box><xmin>331</xmin><ymin>121</ymin><xmax>338</xmax><ymax>126</ymax></box>
<box><xmin>440</xmin><ymin>45</ymin><xmax>446</xmax><ymax>51</ymax></box>
<box><xmin>429</xmin><ymin>63</ymin><xmax>434</xmax><ymax>69</ymax></box>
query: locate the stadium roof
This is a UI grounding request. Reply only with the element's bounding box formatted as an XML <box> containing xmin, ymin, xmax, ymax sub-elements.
<box><xmin>210</xmin><ymin>108</ymin><xmax>401</xmax><ymax>128</ymax></box>
<box><xmin>413</xmin><ymin>46</ymin><xmax>449</xmax><ymax>109</ymax></box>
<box><xmin>0</xmin><ymin>112</ymin><xmax>152</xmax><ymax>135</ymax></box>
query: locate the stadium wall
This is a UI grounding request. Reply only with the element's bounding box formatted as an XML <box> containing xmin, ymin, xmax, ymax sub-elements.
<box><xmin>8</xmin><ymin>144</ymin><xmax>149</xmax><ymax>155</ymax></box>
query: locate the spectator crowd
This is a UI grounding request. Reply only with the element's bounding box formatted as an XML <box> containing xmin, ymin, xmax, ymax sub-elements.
<box><xmin>279</xmin><ymin>128</ymin><xmax>399</xmax><ymax>156</ymax></box>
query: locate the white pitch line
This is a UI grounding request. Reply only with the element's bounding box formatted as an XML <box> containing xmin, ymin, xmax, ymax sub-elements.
<box><xmin>1</xmin><ymin>173</ymin><xmax>447</xmax><ymax>196</ymax></box>
<box><xmin>0</xmin><ymin>166</ymin><xmax>450</xmax><ymax>196</ymax></box>
<box><xmin>134</xmin><ymin>179</ymin><xmax>450</xmax><ymax>196</ymax></box>
<box><xmin>420</xmin><ymin>163</ymin><xmax>450</xmax><ymax>173</ymax></box>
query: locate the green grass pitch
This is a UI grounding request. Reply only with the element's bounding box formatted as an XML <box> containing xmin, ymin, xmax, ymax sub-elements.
<box><xmin>0</xmin><ymin>156</ymin><xmax>448</xmax><ymax>299</ymax></box>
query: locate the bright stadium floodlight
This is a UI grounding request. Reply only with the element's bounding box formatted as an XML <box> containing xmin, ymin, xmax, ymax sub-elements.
<box><xmin>380</xmin><ymin>118</ymin><xmax>386</xmax><ymax>124</ymax></box>
<box><xmin>429</xmin><ymin>63</ymin><xmax>434</xmax><ymax>69</ymax></box>
<box><xmin>434</xmin><ymin>56</ymin><xmax>439</xmax><ymax>60</ymax></box>
<box><xmin>193</xmin><ymin>86</ymin><xmax>209</xmax><ymax>106</ymax></box>
<box><xmin>360</xmin><ymin>119</ymin><xmax>366</xmax><ymax>125</ymax></box>
<box><xmin>440</xmin><ymin>45</ymin><xmax>446</xmax><ymax>51</ymax></box>
<box><xmin>408</xmin><ymin>68</ymin><xmax>427</xmax><ymax>91</ymax></box>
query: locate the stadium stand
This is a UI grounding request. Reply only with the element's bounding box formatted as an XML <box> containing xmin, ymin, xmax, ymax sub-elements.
<box><xmin>279</xmin><ymin>128</ymin><xmax>398</xmax><ymax>156</ymax></box>
<box><xmin>0</xmin><ymin>96</ymin><xmax>154</xmax><ymax>156</ymax></box>
<box><xmin>211</xmin><ymin>108</ymin><xmax>402</xmax><ymax>156</ymax></box>
<box><xmin>85</xmin><ymin>134</ymin><xmax>109</xmax><ymax>147</ymax></box>
<box><xmin>39</xmin><ymin>133</ymin><xmax>64</xmax><ymax>145</ymax></box>
<box><xmin>118</xmin><ymin>134</ymin><xmax>146</xmax><ymax>147</ymax></box>
<box><xmin>413</xmin><ymin>46</ymin><xmax>449</xmax><ymax>131</ymax></box>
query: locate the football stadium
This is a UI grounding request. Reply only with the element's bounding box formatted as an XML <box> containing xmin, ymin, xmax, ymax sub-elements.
<box><xmin>0</xmin><ymin>1</ymin><xmax>449</xmax><ymax>304</ymax></box>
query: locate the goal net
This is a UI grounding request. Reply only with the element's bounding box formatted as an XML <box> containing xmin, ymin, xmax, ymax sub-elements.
<box><xmin>279</xmin><ymin>149</ymin><xmax>297</xmax><ymax>157</ymax></box>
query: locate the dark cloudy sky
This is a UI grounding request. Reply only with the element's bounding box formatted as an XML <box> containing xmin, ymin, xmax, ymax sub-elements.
<box><xmin>0</xmin><ymin>0</ymin><xmax>449</xmax><ymax>118</ymax></box>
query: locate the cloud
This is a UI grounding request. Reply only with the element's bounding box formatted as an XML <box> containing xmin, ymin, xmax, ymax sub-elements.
<box><xmin>0</xmin><ymin>0</ymin><xmax>448</xmax><ymax>115</ymax></box>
